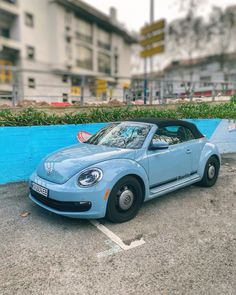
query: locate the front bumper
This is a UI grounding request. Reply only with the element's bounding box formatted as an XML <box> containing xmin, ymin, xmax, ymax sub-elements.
<box><xmin>29</xmin><ymin>172</ymin><xmax>108</xmax><ymax>219</ymax></box>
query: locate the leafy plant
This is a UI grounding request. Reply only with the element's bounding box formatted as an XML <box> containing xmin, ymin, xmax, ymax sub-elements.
<box><xmin>0</xmin><ymin>102</ymin><xmax>235</xmax><ymax>127</ymax></box>
<box><xmin>230</xmin><ymin>93</ymin><xmax>236</xmax><ymax>103</ymax></box>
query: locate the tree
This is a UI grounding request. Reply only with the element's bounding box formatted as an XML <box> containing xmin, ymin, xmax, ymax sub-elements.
<box><xmin>167</xmin><ymin>0</ymin><xmax>208</xmax><ymax>99</ymax></box>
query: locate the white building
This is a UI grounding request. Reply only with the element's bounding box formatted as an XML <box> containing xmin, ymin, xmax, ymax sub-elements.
<box><xmin>162</xmin><ymin>53</ymin><xmax>236</xmax><ymax>98</ymax></box>
<box><xmin>0</xmin><ymin>0</ymin><xmax>137</xmax><ymax>104</ymax></box>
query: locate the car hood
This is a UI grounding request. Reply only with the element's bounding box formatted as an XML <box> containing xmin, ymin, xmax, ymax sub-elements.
<box><xmin>37</xmin><ymin>143</ymin><xmax>136</xmax><ymax>184</ymax></box>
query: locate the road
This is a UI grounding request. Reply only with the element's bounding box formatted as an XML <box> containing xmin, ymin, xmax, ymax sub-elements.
<box><xmin>0</xmin><ymin>154</ymin><xmax>235</xmax><ymax>295</ymax></box>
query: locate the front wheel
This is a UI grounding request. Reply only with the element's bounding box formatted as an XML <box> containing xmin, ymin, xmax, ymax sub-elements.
<box><xmin>106</xmin><ymin>176</ymin><xmax>143</xmax><ymax>223</ymax></box>
<box><xmin>198</xmin><ymin>156</ymin><xmax>220</xmax><ymax>187</ymax></box>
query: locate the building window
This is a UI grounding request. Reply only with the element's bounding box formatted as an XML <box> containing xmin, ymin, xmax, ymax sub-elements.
<box><xmin>25</xmin><ymin>12</ymin><xmax>34</xmax><ymax>27</ymax></box>
<box><xmin>200</xmin><ymin>76</ymin><xmax>212</xmax><ymax>87</ymax></box>
<box><xmin>224</xmin><ymin>73</ymin><xmax>236</xmax><ymax>82</ymax></box>
<box><xmin>66</xmin><ymin>36</ymin><xmax>71</xmax><ymax>43</ymax></box>
<box><xmin>0</xmin><ymin>28</ymin><xmax>10</xmax><ymax>38</ymax></box>
<box><xmin>3</xmin><ymin>0</ymin><xmax>17</xmax><ymax>3</ymax></box>
<box><xmin>75</xmin><ymin>18</ymin><xmax>92</xmax><ymax>44</ymax></box>
<box><xmin>97</xmin><ymin>28</ymin><xmax>111</xmax><ymax>51</ymax></box>
<box><xmin>76</xmin><ymin>45</ymin><xmax>93</xmax><ymax>70</ymax></box>
<box><xmin>62</xmin><ymin>93</ymin><xmax>68</xmax><ymax>102</ymax></box>
<box><xmin>28</xmin><ymin>78</ymin><xmax>35</xmax><ymax>88</ymax></box>
<box><xmin>98</xmin><ymin>52</ymin><xmax>111</xmax><ymax>75</ymax></box>
<box><xmin>62</xmin><ymin>75</ymin><xmax>68</xmax><ymax>83</ymax></box>
<box><xmin>26</xmin><ymin>46</ymin><xmax>35</xmax><ymax>60</ymax></box>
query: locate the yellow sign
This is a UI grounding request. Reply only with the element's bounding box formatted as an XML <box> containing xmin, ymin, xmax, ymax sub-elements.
<box><xmin>0</xmin><ymin>60</ymin><xmax>12</xmax><ymax>83</ymax></box>
<box><xmin>123</xmin><ymin>82</ymin><xmax>130</xmax><ymax>89</ymax></box>
<box><xmin>96</xmin><ymin>79</ymin><xmax>107</xmax><ymax>96</ymax></box>
<box><xmin>141</xmin><ymin>19</ymin><xmax>165</xmax><ymax>35</ymax></box>
<box><xmin>140</xmin><ymin>32</ymin><xmax>165</xmax><ymax>47</ymax></box>
<box><xmin>140</xmin><ymin>45</ymin><xmax>165</xmax><ymax>58</ymax></box>
<box><xmin>96</xmin><ymin>79</ymin><xmax>106</xmax><ymax>86</ymax></box>
<box><xmin>71</xmin><ymin>86</ymin><xmax>81</xmax><ymax>96</ymax></box>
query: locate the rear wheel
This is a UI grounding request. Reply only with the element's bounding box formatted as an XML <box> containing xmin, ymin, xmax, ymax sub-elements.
<box><xmin>198</xmin><ymin>156</ymin><xmax>220</xmax><ymax>187</ymax></box>
<box><xmin>106</xmin><ymin>176</ymin><xmax>143</xmax><ymax>223</ymax></box>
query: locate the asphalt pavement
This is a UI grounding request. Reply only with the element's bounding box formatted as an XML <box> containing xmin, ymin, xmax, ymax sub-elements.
<box><xmin>0</xmin><ymin>154</ymin><xmax>235</xmax><ymax>295</ymax></box>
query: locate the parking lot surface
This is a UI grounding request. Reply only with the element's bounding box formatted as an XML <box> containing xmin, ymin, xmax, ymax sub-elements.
<box><xmin>0</xmin><ymin>154</ymin><xmax>235</xmax><ymax>295</ymax></box>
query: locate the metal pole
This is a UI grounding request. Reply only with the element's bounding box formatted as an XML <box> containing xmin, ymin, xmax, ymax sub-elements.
<box><xmin>80</xmin><ymin>76</ymin><xmax>85</xmax><ymax>106</ymax></box>
<box><xmin>12</xmin><ymin>67</ymin><xmax>18</xmax><ymax>107</ymax></box>
<box><xmin>149</xmin><ymin>0</ymin><xmax>154</xmax><ymax>105</ymax></box>
<box><xmin>144</xmin><ymin>59</ymin><xmax>147</xmax><ymax>104</ymax></box>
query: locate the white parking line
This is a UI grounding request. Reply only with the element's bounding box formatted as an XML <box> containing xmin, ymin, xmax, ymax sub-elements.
<box><xmin>90</xmin><ymin>219</ymin><xmax>145</xmax><ymax>251</ymax></box>
<box><xmin>96</xmin><ymin>240</ymin><xmax>122</xmax><ymax>258</ymax></box>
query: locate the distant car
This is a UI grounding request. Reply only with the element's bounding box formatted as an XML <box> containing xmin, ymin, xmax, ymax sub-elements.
<box><xmin>131</xmin><ymin>99</ymin><xmax>144</xmax><ymax>105</ymax></box>
<box><xmin>29</xmin><ymin>119</ymin><xmax>220</xmax><ymax>223</ymax></box>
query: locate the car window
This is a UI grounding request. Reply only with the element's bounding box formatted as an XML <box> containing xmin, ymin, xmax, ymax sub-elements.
<box><xmin>86</xmin><ymin>122</ymin><xmax>151</xmax><ymax>149</ymax></box>
<box><xmin>152</xmin><ymin>125</ymin><xmax>195</xmax><ymax>145</ymax></box>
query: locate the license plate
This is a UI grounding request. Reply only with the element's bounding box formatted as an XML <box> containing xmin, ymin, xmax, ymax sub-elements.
<box><xmin>31</xmin><ymin>182</ymin><xmax>48</xmax><ymax>197</ymax></box>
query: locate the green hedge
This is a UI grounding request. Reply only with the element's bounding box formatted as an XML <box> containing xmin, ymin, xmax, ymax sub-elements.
<box><xmin>0</xmin><ymin>102</ymin><xmax>236</xmax><ymax>126</ymax></box>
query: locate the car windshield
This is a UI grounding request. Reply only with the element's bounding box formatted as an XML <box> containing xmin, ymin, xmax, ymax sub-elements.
<box><xmin>86</xmin><ymin>122</ymin><xmax>151</xmax><ymax>149</ymax></box>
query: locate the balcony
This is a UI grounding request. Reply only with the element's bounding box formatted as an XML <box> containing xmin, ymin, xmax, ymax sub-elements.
<box><xmin>0</xmin><ymin>36</ymin><xmax>21</xmax><ymax>51</ymax></box>
<box><xmin>0</xmin><ymin>0</ymin><xmax>18</xmax><ymax>16</ymax></box>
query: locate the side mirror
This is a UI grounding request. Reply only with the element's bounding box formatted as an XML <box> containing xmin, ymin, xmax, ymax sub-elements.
<box><xmin>149</xmin><ymin>141</ymin><xmax>169</xmax><ymax>150</ymax></box>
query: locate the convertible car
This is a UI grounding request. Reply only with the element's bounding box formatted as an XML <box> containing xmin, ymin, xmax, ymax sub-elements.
<box><xmin>29</xmin><ymin>119</ymin><xmax>220</xmax><ymax>223</ymax></box>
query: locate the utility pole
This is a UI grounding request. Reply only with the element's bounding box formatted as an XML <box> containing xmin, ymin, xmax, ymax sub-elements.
<box><xmin>143</xmin><ymin>59</ymin><xmax>147</xmax><ymax>105</ymax></box>
<box><xmin>150</xmin><ymin>0</ymin><xmax>154</xmax><ymax>72</ymax></box>
<box><xmin>150</xmin><ymin>0</ymin><xmax>154</xmax><ymax>105</ymax></box>
<box><xmin>141</xmin><ymin>1</ymin><xmax>165</xmax><ymax>105</ymax></box>
<box><xmin>143</xmin><ymin>0</ymin><xmax>154</xmax><ymax>105</ymax></box>
<box><xmin>80</xmin><ymin>76</ymin><xmax>85</xmax><ymax>106</ymax></box>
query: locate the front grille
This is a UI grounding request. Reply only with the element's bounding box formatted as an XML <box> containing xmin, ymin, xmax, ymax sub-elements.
<box><xmin>30</xmin><ymin>188</ymin><xmax>92</xmax><ymax>212</ymax></box>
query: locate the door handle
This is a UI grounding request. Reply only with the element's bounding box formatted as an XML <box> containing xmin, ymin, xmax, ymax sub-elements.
<box><xmin>186</xmin><ymin>149</ymin><xmax>191</xmax><ymax>154</ymax></box>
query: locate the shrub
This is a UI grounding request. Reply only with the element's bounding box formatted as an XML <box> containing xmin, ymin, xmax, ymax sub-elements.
<box><xmin>0</xmin><ymin>102</ymin><xmax>235</xmax><ymax>127</ymax></box>
<box><xmin>230</xmin><ymin>93</ymin><xmax>236</xmax><ymax>103</ymax></box>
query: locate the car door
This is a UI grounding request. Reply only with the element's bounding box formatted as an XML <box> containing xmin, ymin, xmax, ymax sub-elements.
<box><xmin>185</xmin><ymin>138</ymin><xmax>206</xmax><ymax>174</ymax></box>
<box><xmin>147</xmin><ymin>125</ymin><xmax>193</xmax><ymax>188</ymax></box>
<box><xmin>174</xmin><ymin>125</ymin><xmax>206</xmax><ymax>174</ymax></box>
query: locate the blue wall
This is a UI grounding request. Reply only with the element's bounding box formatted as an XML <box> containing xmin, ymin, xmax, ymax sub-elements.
<box><xmin>0</xmin><ymin>119</ymin><xmax>223</xmax><ymax>185</ymax></box>
<box><xmin>0</xmin><ymin>123</ymin><xmax>106</xmax><ymax>185</ymax></box>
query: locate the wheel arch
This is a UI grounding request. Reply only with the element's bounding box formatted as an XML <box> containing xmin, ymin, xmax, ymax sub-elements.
<box><xmin>198</xmin><ymin>143</ymin><xmax>221</xmax><ymax>177</ymax></box>
<box><xmin>96</xmin><ymin>158</ymin><xmax>149</xmax><ymax>202</ymax></box>
<box><xmin>125</xmin><ymin>174</ymin><xmax>146</xmax><ymax>202</ymax></box>
<box><xmin>211</xmin><ymin>154</ymin><xmax>220</xmax><ymax>165</ymax></box>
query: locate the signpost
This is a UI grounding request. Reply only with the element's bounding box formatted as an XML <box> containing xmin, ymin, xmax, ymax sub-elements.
<box><xmin>140</xmin><ymin>2</ymin><xmax>166</xmax><ymax>104</ymax></box>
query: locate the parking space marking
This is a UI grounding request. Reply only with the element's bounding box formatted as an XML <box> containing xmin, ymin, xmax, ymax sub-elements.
<box><xmin>96</xmin><ymin>240</ymin><xmax>122</xmax><ymax>258</ymax></box>
<box><xmin>90</xmin><ymin>219</ymin><xmax>145</xmax><ymax>251</ymax></box>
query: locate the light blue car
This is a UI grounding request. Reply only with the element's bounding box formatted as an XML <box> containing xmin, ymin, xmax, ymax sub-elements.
<box><xmin>29</xmin><ymin>119</ymin><xmax>220</xmax><ymax>223</ymax></box>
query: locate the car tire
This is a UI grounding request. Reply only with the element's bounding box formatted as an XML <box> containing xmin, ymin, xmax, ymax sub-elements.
<box><xmin>198</xmin><ymin>156</ymin><xmax>220</xmax><ymax>187</ymax></box>
<box><xmin>106</xmin><ymin>176</ymin><xmax>143</xmax><ymax>223</ymax></box>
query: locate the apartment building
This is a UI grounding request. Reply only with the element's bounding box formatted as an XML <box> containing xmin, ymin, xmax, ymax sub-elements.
<box><xmin>0</xmin><ymin>0</ymin><xmax>137</xmax><ymax>104</ymax></box>
<box><xmin>160</xmin><ymin>52</ymin><xmax>236</xmax><ymax>98</ymax></box>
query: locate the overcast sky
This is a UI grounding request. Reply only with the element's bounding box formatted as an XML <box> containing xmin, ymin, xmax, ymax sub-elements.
<box><xmin>83</xmin><ymin>0</ymin><xmax>236</xmax><ymax>31</ymax></box>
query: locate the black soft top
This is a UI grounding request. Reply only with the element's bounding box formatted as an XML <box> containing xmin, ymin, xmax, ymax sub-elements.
<box><xmin>129</xmin><ymin>118</ymin><xmax>204</xmax><ymax>139</ymax></box>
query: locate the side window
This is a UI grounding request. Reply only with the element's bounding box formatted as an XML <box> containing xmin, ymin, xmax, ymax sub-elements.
<box><xmin>181</xmin><ymin>127</ymin><xmax>195</xmax><ymax>142</ymax></box>
<box><xmin>152</xmin><ymin>125</ymin><xmax>195</xmax><ymax>145</ymax></box>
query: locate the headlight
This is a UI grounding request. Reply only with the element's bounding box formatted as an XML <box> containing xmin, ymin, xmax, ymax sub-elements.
<box><xmin>77</xmin><ymin>168</ymin><xmax>103</xmax><ymax>187</ymax></box>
